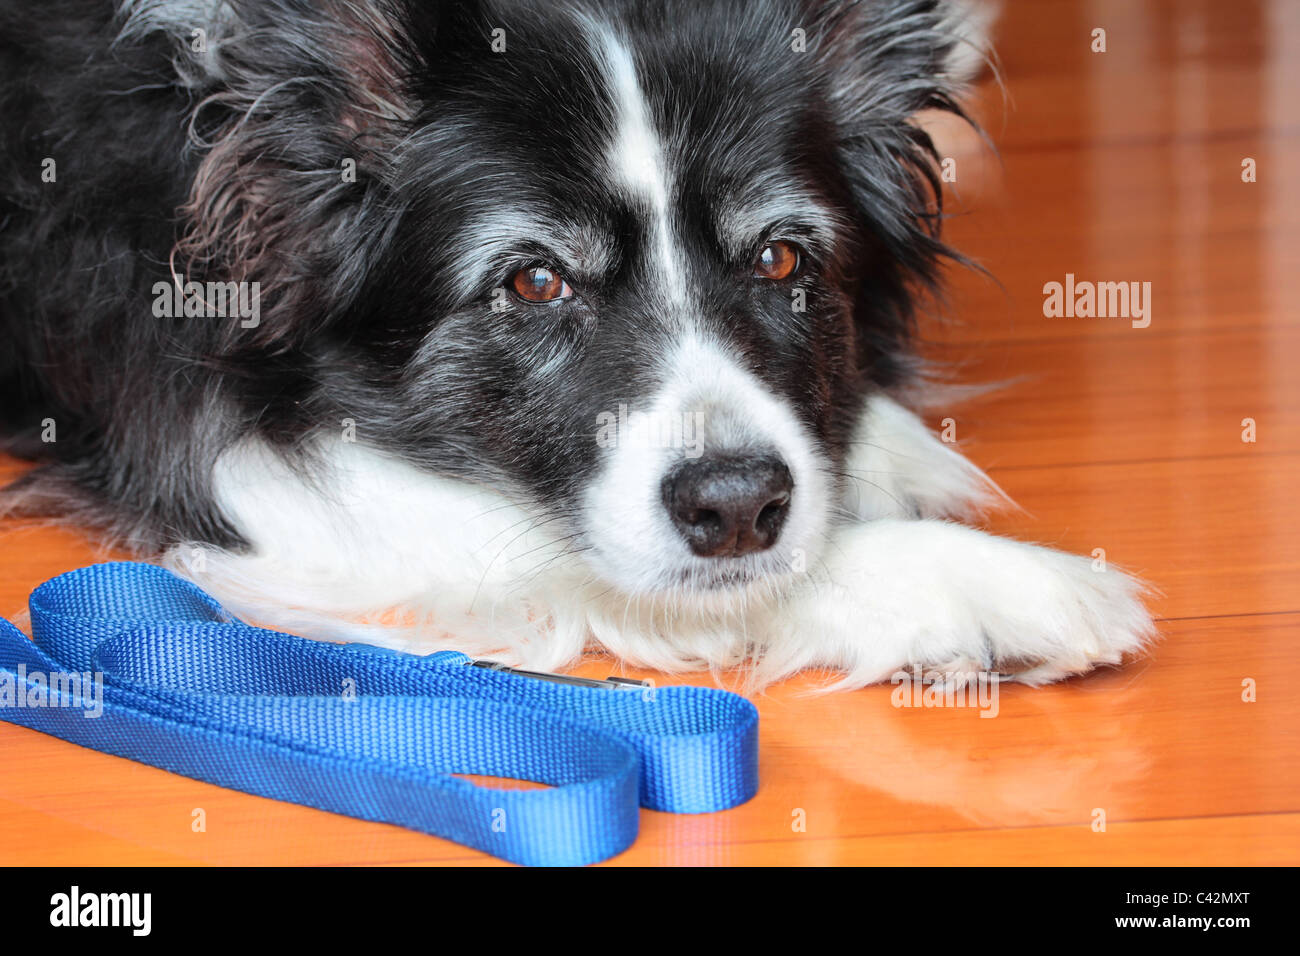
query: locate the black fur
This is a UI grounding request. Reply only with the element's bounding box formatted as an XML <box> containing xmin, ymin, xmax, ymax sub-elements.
<box><xmin>1</xmin><ymin>0</ymin><xmax>973</xmax><ymax>555</ymax></box>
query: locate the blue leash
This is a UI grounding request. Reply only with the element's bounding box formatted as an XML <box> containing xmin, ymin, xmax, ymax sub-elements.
<box><xmin>0</xmin><ymin>562</ymin><xmax>758</xmax><ymax>866</ymax></box>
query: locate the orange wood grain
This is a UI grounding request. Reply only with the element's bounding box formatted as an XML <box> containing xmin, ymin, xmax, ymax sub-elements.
<box><xmin>1</xmin><ymin>0</ymin><xmax>1297</xmax><ymax>865</ymax></box>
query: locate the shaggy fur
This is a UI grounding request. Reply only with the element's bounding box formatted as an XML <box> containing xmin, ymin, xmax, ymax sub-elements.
<box><xmin>0</xmin><ymin>0</ymin><xmax>1154</xmax><ymax>688</ymax></box>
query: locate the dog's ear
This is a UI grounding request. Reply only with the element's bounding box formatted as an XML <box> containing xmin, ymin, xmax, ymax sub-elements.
<box><xmin>812</xmin><ymin>0</ymin><xmax>996</xmax><ymax>383</ymax></box>
<box><xmin>124</xmin><ymin>0</ymin><xmax>481</xmax><ymax>348</ymax></box>
<box><xmin>815</xmin><ymin>0</ymin><xmax>994</xmax><ymax>114</ymax></box>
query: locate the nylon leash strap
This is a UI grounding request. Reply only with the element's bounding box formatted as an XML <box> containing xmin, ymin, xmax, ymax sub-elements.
<box><xmin>0</xmin><ymin>562</ymin><xmax>758</xmax><ymax>866</ymax></box>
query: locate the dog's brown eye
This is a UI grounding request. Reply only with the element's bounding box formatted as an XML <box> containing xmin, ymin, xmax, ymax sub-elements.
<box><xmin>753</xmin><ymin>241</ymin><xmax>800</xmax><ymax>281</ymax></box>
<box><xmin>510</xmin><ymin>266</ymin><xmax>572</xmax><ymax>303</ymax></box>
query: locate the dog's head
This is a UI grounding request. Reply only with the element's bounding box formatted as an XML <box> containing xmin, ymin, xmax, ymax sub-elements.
<box><xmin>175</xmin><ymin>0</ymin><xmax>988</xmax><ymax>596</ymax></box>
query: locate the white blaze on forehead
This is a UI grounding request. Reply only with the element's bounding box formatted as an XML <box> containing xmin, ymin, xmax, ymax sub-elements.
<box><xmin>587</xmin><ymin>24</ymin><xmax>686</xmax><ymax>303</ymax></box>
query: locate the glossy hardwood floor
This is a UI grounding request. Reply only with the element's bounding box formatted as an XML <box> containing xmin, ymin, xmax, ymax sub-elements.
<box><xmin>1</xmin><ymin>0</ymin><xmax>1297</xmax><ymax>865</ymax></box>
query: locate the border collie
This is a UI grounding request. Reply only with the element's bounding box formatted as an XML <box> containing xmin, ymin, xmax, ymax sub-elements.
<box><xmin>0</xmin><ymin>0</ymin><xmax>1154</xmax><ymax>688</ymax></box>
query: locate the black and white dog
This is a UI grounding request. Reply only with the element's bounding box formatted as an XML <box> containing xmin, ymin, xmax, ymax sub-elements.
<box><xmin>0</xmin><ymin>0</ymin><xmax>1154</xmax><ymax>687</ymax></box>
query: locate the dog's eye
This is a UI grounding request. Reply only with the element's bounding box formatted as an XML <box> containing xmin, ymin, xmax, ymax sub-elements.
<box><xmin>509</xmin><ymin>266</ymin><xmax>573</xmax><ymax>303</ymax></box>
<box><xmin>753</xmin><ymin>240</ymin><xmax>801</xmax><ymax>281</ymax></box>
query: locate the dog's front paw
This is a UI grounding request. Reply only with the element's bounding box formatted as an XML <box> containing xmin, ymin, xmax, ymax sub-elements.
<box><xmin>956</xmin><ymin>533</ymin><xmax>1157</xmax><ymax>686</ymax></box>
<box><xmin>760</xmin><ymin>519</ymin><xmax>1156</xmax><ymax>688</ymax></box>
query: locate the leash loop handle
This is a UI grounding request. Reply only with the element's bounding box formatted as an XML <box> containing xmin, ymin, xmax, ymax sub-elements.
<box><xmin>0</xmin><ymin>562</ymin><xmax>758</xmax><ymax>866</ymax></box>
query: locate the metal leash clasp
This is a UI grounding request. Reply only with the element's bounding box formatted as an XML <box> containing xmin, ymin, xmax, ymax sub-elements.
<box><xmin>468</xmin><ymin>659</ymin><xmax>651</xmax><ymax>691</ymax></box>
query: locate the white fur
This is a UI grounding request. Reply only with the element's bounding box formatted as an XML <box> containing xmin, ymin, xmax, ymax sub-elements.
<box><xmin>939</xmin><ymin>0</ymin><xmax>1000</xmax><ymax>84</ymax></box>
<box><xmin>156</xmin><ymin>4</ymin><xmax>1151</xmax><ymax>690</ymax></box>
<box><xmin>588</xmin><ymin>23</ymin><xmax>687</xmax><ymax>306</ymax></box>
<box><xmin>115</xmin><ymin>0</ymin><xmax>237</xmax><ymax>86</ymax></box>
<box><xmin>752</xmin><ymin>517</ymin><xmax>1153</xmax><ymax>690</ymax></box>
<box><xmin>440</xmin><ymin>205</ymin><xmax>620</xmax><ymax>305</ymax></box>
<box><xmin>169</xmin><ymin>391</ymin><xmax>1154</xmax><ymax>688</ymax></box>
<box><xmin>714</xmin><ymin>184</ymin><xmax>844</xmax><ymax>263</ymax></box>
<box><xmin>582</xmin><ymin>333</ymin><xmax>830</xmax><ymax>595</ymax></box>
<box><xmin>575</xmin><ymin>23</ymin><xmax>834</xmax><ymax>599</ymax></box>
<box><xmin>168</xmin><ymin>438</ymin><xmax>593</xmax><ymax>665</ymax></box>
<box><xmin>840</xmin><ymin>392</ymin><xmax>1011</xmax><ymax>521</ymax></box>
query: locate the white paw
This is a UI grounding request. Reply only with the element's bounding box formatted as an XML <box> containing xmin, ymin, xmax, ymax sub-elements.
<box><xmin>759</xmin><ymin>519</ymin><xmax>1156</xmax><ymax>688</ymax></box>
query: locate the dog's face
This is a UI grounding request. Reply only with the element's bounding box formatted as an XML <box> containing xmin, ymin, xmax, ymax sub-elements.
<box><xmin>192</xmin><ymin>0</ymin><xmax>977</xmax><ymax>596</ymax></box>
<box><xmin>380</xmin><ymin>1</ymin><xmax>864</xmax><ymax>597</ymax></box>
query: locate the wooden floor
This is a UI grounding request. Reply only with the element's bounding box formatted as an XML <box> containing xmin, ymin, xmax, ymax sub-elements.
<box><xmin>2</xmin><ymin>0</ymin><xmax>1297</xmax><ymax>866</ymax></box>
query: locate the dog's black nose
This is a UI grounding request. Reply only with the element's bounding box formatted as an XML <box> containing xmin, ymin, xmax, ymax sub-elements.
<box><xmin>663</xmin><ymin>456</ymin><xmax>793</xmax><ymax>557</ymax></box>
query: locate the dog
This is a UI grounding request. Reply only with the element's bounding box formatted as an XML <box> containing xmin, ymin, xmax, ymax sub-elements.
<box><xmin>0</xmin><ymin>0</ymin><xmax>1154</xmax><ymax>688</ymax></box>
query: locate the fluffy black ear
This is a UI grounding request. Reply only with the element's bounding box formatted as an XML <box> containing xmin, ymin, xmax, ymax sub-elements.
<box><xmin>811</xmin><ymin>0</ymin><xmax>995</xmax><ymax>384</ymax></box>
<box><xmin>118</xmin><ymin>0</ymin><xmax>467</xmax><ymax>348</ymax></box>
<box><xmin>816</xmin><ymin>0</ymin><xmax>993</xmax><ymax>114</ymax></box>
